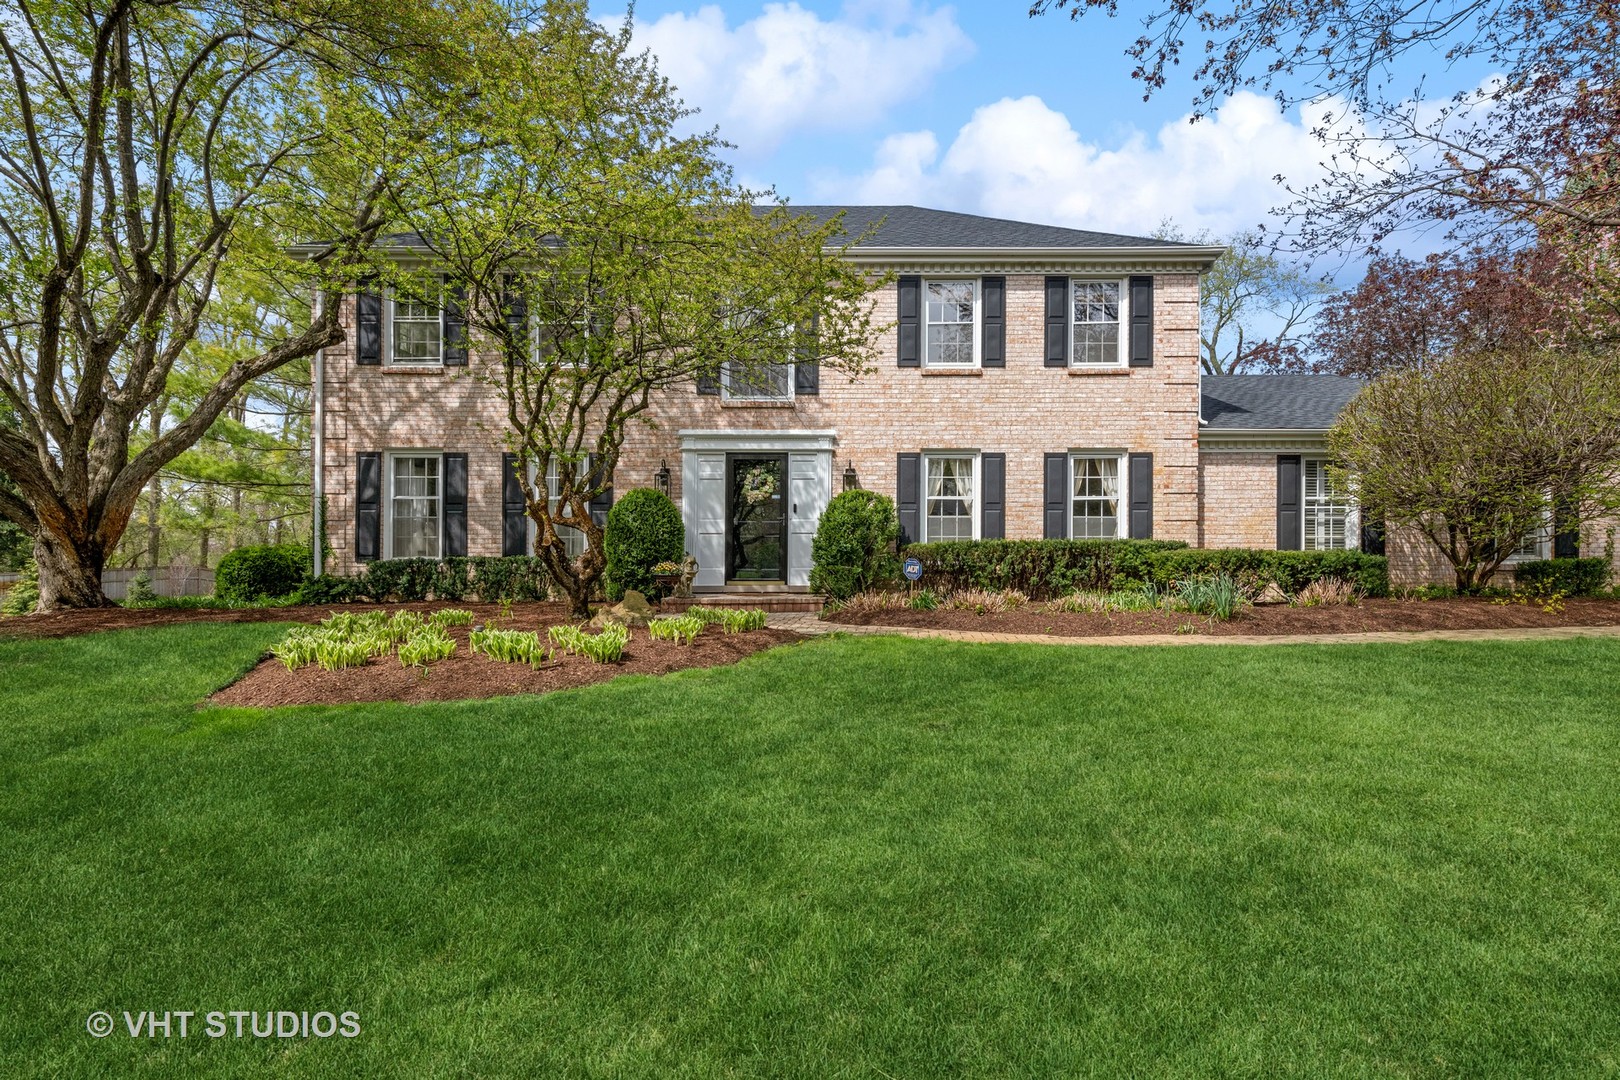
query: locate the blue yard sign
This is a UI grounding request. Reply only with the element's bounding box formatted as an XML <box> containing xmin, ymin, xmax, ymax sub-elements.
<box><xmin>902</xmin><ymin>557</ymin><xmax>923</xmax><ymax>582</ymax></box>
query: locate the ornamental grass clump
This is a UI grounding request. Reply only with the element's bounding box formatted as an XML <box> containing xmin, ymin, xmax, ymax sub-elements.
<box><xmin>470</xmin><ymin>627</ymin><xmax>548</xmax><ymax>667</ymax></box>
<box><xmin>398</xmin><ymin>626</ymin><xmax>456</xmax><ymax>667</ymax></box>
<box><xmin>1296</xmin><ymin>577</ymin><xmax>1360</xmax><ymax>607</ymax></box>
<box><xmin>1048</xmin><ymin>586</ymin><xmax>1160</xmax><ymax>614</ymax></box>
<box><xmin>648</xmin><ymin>615</ymin><xmax>704</xmax><ymax>645</ymax></box>
<box><xmin>940</xmin><ymin>588</ymin><xmax>1028</xmax><ymax>613</ymax></box>
<box><xmin>828</xmin><ymin>591</ymin><xmax>911</xmax><ymax>616</ymax></box>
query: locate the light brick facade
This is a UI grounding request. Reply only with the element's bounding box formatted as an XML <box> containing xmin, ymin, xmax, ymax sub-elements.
<box><xmin>316</xmin><ymin>228</ymin><xmax>1619</xmax><ymax>591</ymax></box>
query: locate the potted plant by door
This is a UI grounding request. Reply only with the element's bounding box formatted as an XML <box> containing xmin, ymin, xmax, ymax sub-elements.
<box><xmin>651</xmin><ymin>560</ymin><xmax>683</xmax><ymax>598</ymax></box>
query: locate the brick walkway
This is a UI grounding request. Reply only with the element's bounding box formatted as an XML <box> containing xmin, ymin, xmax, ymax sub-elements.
<box><xmin>765</xmin><ymin>611</ymin><xmax>1620</xmax><ymax>648</ymax></box>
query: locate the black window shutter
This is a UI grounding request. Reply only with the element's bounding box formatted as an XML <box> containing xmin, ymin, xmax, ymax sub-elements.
<box><xmin>1360</xmin><ymin>514</ymin><xmax>1387</xmax><ymax>556</ymax></box>
<box><xmin>501</xmin><ymin>452</ymin><xmax>528</xmax><ymax>557</ymax></box>
<box><xmin>356</xmin><ymin>281</ymin><xmax>382</xmax><ymax>365</ymax></box>
<box><xmin>442</xmin><ymin>453</ymin><xmax>468</xmax><ymax>556</ymax></box>
<box><xmin>1277</xmin><ymin>455</ymin><xmax>1302</xmax><ymax>550</ymax></box>
<box><xmin>1127</xmin><ymin>453</ymin><xmax>1153</xmax><ymax>539</ymax></box>
<box><xmin>981</xmin><ymin>277</ymin><xmax>1005</xmax><ymax>367</ymax></box>
<box><xmin>1044</xmin><ymin>276</ymin><xmax>1069</xmax><ymax>367</ymax></box>
<box><xmin>897</xmin><ymin>276</ymin><xmax>921</xmax><ymax>367</ymax></box>
<box><xmin>1554</xmin><ymin>499</ymin><xmax>1579</xmax><ymax>558</ymax></box>
<box><xmin>1128</xmin><ymin>275</ymin><xmax>1154</xmax><ymax>368</ymax></box>
<box><xmin>696</xmin><ymin>368</ymin><xmax>720</xmax><ymax>395</ymax></box>
<box><xmin>896</xmin><ymin>453</ymin><xmax>920</xmax><ymax>545</ymax></box>
<box><xmin>981</xmin><ymin>453</ymin><xmax>1006</xmax><ymax>539</ymax></box>
<box><xmin>502</xmin><ymin>275</ymin><xmax>527</xmax><ymax>335</ymax></box>
<box><xmin>443</xmin><ymin>277</ymin><xmax>468</xmax><ymax>366</ymax></box>
<box><xmin>1043</xmin><ymin>453</ymin><xmax>1068</xmax><ymax>538</ymax></box>
<box><xmin>794</xmin><ymin>312</ymin><xmax>820</xmax><ymax>395</ymax></box>
<box><xmin>586</xmin><ymin>455</ymin><xmax>613</xmax><ymax>528</ymax></box>
<box><xmin>355</xmin><ymin>452</ymin><xmax>382</xmax><ymax>561</ymax></box>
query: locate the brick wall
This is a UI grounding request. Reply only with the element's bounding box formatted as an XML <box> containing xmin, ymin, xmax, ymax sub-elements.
<box><xmin>322</xmin><ymin>272</ymin><xmax>1204</xmax><ymax>575</ymax></box>
<box><xmin>1197</xmin><ymin>451</ymin><xmax>1278</xmax><ymax>549</ymax></box>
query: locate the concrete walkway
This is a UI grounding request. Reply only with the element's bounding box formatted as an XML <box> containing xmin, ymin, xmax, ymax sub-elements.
<box><xmin>764</xmin><ymin>611</ymin><xmax>1620</xmax><ymax>648</ymax></box>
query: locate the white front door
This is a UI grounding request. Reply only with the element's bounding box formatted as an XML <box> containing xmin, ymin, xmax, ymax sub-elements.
<box><xmin>680</xmin><ymin>432</ymin><xmax>835</xmax><ymax>589</ymax></box>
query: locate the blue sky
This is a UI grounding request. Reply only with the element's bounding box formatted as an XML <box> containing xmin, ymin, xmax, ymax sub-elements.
<box><xmin>591</xmin><ymin>0</ymin><xmax>1494</xmax><ymax>257</ymax></box>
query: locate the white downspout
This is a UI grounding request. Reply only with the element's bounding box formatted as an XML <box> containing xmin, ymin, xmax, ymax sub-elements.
<box><xmin>311</xmin><ymin>288</ymin><xmax>325</xmax><ymax>579</ymax></box>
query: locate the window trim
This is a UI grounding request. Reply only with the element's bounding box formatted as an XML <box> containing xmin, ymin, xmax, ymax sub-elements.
<box><xmin>1069</xmin><ymin>277</ymin><xmax>1130</xmax><ymax>369</ymax></box>
<box><xmin>1504</xmin><ymin>508</ymin><xmax>1552</xmax><ymax>563</ymax></box>
<box><xmin>385</xmin><ymin>287</ymin><xmax>445</xmax><ymax>368</ymax></box>
<box><xmin>921</xmin><ymin>450</ymin><xmax>980</xmax><ymax>542</ymax></box>
<box><xmin>384</xmin><ymin>451</ymin><xmax>444</xmax><ymax>560</ymax></box>
<box><xmin>1301</xmin><ymin>457</ymin><xmax>1359</xmax><ymax>551</ymax></box>
<box><xmin>922</xmin><ymin>277</ymin><xmax>982</xmax><ymax>369</ymax></box>
<box><xmin>1068</xmin><ymin>451</ymin><xmax>1128</xmax><ymax>539</ymax></box>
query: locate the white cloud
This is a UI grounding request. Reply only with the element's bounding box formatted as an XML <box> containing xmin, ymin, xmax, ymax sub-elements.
<box><xmin>813</xmin><ymin>91</ymin><xmax>1358</xmax><ymax>239</ymax></box>
<box><xmin>605</xmin><ymin>2</ymin><xmax>973</xmax><ymax>158</ymax></box>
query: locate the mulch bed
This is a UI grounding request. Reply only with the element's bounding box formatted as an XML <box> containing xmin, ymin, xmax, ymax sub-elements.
<box><xmin>205</xmin><ymin>604</ymin><xmax>799</xmax><ymax>707</ymax></box>
<box><xmin>825</xmin><ymin>597</ymin><xmax>1620</xmax><ymax>637</ymax></box>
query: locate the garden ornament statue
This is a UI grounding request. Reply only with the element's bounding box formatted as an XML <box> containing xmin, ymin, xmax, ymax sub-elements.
<box><xmin>676</xmin><ymin>555</ymin><xmax>699</xmax><ymax>599</ymax></box>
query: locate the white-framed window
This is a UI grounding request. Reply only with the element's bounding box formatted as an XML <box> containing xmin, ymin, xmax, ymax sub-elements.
<box><xmin>1071</xmin><ymin>453</ymin><xmax>1125</xmax><ymax>538</ymax></box>
<box><xmin>722</xmin><ymin>361</ymin><xmax>794</xmax><ymax>401</ymax></box>
<box><xmin>1505</xmin><ymin>509</ymin><xmax>1551</xmax><ymax>562</ymax></box>
<box><xmin>543</xmin><ymin>458</ymin><xmax>589</xmax><ymax>560</ymax></box>
<box><xmin>1071</xmin><ymin>279</ymin><xmax>1126</xmax><ymax>367</ymax></box>
<box><xmin>388</xmin><ymin>290</ymin><xmax>443</xmax><ymax>366</ymax></box>
<box><xmin>923</xmin><ymin>453</ymin><xmax>978</xmax><ymax>541</ymax></box>
<box><xmin>388</xmin><ymin>454</ymin><xmax>441</xmax><ymax>559</ymax></box>
<box><xmin>1302</xmin><ymin>459</ymin><xmax>1356</xmax><ymax>551</ymax></box>
<box><xmin>924</xmin><ymin>279</ymin><xmax>979</xmax><ymax>367</ymax></box>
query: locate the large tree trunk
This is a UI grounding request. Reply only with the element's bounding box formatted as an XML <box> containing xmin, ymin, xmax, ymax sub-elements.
<box><xmin>33</xmin><ymin>532</ymin><xmax>114</xmax><ymax>610</ymax></box>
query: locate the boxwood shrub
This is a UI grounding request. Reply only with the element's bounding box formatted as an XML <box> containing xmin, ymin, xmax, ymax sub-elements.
<box><xmin>1513</xmin><ymin>557</ymin><xmax>1611</xmax><ymax>597</ymax></box>
<box><xmin>809</xmin><ymin>489</ymin><xmax>901</xmax><ymax>600</ymax></box>
<box><xmin>603</xmin><ymin>488</ymin><xmax>684</xmax><ymax>601</ymax></box>
<box><xmin>901</xmin><ymin>539</ymin><xmax>1388</xmax><ymax>599</ymax></box>
<box><xmin>215</xmin><ymin>543</ymin><xmax>310</xmax><ymax>602</ymax></box>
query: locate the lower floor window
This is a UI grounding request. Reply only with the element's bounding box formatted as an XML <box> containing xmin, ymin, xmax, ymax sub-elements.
<box><xmin>545</xmin><ymin>459</ymin><xmax>589</xmax><ymax>559</ymax></box>
<box><xmin>390</xmin><ymin>455</ymin><xmax>441</xmax><ymax>559</ymax></box>
<box><xmin>924</xmin><ymin>454</ymin><xmax>976</xmax><ymax>541</ymax></box>
<box><xmin>1303</xmin><ymin>459</ymin><xmax>1354</xmax><ymax>550</ymax></box>
<box><xmin>1071</xmin><ymin>454</ymin><xmax>1122</xmax><ymax>538</ymax></box>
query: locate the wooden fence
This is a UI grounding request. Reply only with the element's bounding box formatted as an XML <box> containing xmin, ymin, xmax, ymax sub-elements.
<box><xmin>0</xmin><ymin>566</ymin><xmax>214</xmax><ymax>600</ymax></box>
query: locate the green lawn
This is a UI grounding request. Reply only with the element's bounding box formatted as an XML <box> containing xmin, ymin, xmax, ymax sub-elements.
<box><xmin>2</xmin><ymin>623</ymin><xmax>1618</xmax><ymax>1078</ymax></box>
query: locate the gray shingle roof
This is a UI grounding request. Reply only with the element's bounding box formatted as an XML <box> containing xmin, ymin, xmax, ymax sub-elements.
<box><xmin>1201</xmin><ymin>375</ymin><xmax>1364</xmax><ymax>431</ymax></box>
<box><xmin>788</xmin><ymin>205</ymin><xmax>1200</xmax><ymax>249</ymax></box>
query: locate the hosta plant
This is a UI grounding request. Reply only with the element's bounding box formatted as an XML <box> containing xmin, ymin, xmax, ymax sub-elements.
<box><xmin>648</xmin><ymin>614</ymin><xmax>704</xmax><ymax>645</ymax></box>
<box><xmin>398</xmin><ymin>626</ymin><xmax>456</xmax><ymax>667</ymax></box>
<box><xmin>426</xmin><ymin>608</ymin><xmax>475</xmax><ymax>629</ymax></box>
<box><xmin>470</xmin><ymin>627</ymin><xmax>549</xmax><ymax>667</ymax></box>
<box><xmin>718</xmin><ymin>608</ymin><xmax>768</xmax><ymax>634</ymax></box>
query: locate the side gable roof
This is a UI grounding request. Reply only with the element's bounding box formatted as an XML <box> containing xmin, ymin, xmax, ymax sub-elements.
<box><xmin>788</xmin><ymin>205</ymin><xmax>1202</xmax><ymax>251</ymax></box>
<box><xmin>1200</xmin><ymin>375</ymin><xmax>1364</xmax><ymax>432</ymax></box>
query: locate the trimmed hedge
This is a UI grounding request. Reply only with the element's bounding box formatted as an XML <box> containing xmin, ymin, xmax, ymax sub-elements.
<box><xmin>902</xmin><ymin>539</ymin><xmax>1389</xmax><ymax>599</ymax></box>
<box><xmin>215</xmin><ymin>544</ymin><xmax>310</xmax><ymax>602</ymax></box>
<box><xmin>296</xmin><ymin>556</ymin><xmax>557</xmax><ymax>604</ymax></box>
<box><xmin>1513</xmin><ymin>557</ymin><xmax>1611</xmax><ymax>597</ymax></box>
<box><xmin>603</xmin><ymin>488</ymin><xmax>685</xmax><ymax>601</ymax></box>
<box><xmin>809</xmin><ymin>489</ymin><xmax>901</xmax><ymax>600</ymax></box>
<box><xmin>902</xmin><ymin>539</ymin><xmax>1189</xmax><ymax>599</ymax></box>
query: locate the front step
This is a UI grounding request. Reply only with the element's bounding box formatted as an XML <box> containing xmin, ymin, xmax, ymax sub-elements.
<box><xmin>684</xmin><ymin>592</ymin><xmax>826</xmax><ymax>613</ymax></box>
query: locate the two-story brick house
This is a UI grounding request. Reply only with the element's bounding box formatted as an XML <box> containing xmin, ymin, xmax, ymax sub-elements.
<box><xmin>307</xmin><ymin>205</ymin><xmax>1614</xmax><ymax>592</ymax></box>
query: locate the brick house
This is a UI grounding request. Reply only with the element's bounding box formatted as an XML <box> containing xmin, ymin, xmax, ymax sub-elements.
<box><xmin>307</xmin><ymin>205</ymin><xmax>1614</xmax><ymax>590</ymax></box>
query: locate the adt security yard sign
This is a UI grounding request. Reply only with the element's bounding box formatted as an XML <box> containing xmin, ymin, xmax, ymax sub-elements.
<box><xmin>902</xmin><ymin>557</ymin><xmax>923</xmax><ymax>582</ymax></box>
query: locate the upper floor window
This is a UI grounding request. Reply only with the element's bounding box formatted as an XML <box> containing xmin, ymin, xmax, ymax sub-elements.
<box><xmin>722</xmin><ymin>362</ymin><xmax>794</xmax><ymax>402</ymax></box>
<box><xmin>924</xmin><ymin>280</ymin><xmax>978</xmax><ymax>367</ymax></box>
<box><xmin>1303</xmin><ymin>459</ymin><xmax>1355</xmax><ymax>550</ymax></box>
<box><xmin>1072</xmin><ymin>280</ymin><xmax>1123</xmax><ymax>367</ymax></box>
<box><xmin>923</xmin><ymin>453</ymin><xmax>977</xmax><ymax>541</ymax></box>
<box><xmin>390</xmin><ymin>293</ymin><xmax>442</xmax><ymax>366</ymax></box>
<box><xmin>1071</xmin><ymin>454</ymin><xmax>1123</xmax><ymax>538</ymax></box>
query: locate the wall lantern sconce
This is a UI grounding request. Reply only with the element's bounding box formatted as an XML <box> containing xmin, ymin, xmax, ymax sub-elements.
<box><xmin>842</xmin><ymin>463</ymin><xmax>859</xmax><ymax>491</ymax></box>
<box><xmin>655</xmin><ymin>459</ymin><xmax>672</xmax><ymax>497</ymax></box>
